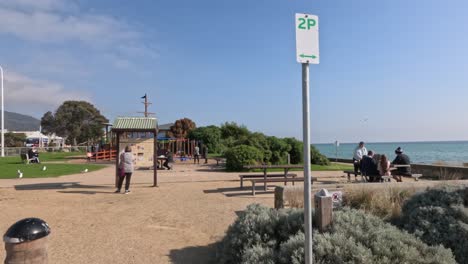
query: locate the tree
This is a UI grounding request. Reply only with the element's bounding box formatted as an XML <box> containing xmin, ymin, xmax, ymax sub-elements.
<box><xmin>220</xmin><ymin>122</ymin><xmax>250</xmax><ymax>139</ymax></box>
<box><xmin>188</xmin><ymin>125</ymin><xmax>222</xmax><ymax>153</ymax></box>
<box><xmin>41</xmin><ymin>101</ymin><xmax>108</xmax><ymax>145</ymax></box>
<box><xmin>40</xmin><ymin>111</ymin><xmax>56</xmax><ymax>135</ymax></box>
<box><xmin>168</xmin><ymin>118</ymin><xmax>196</xmax><ymax>138</ymax></box>
<box><xmin>4</xmin><ymin>132</ymin><xmax>26</xmax><ymax>147</ymax></box>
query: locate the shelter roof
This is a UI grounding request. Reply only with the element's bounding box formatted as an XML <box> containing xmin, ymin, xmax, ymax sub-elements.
<box><xmin>158</xmin><ymin>123</ymin><xmax>173</xmax><ymax>131</ymax></box>
<box><xmin>112</xmin><ymin>117</ymin><xmax>158</xmax><ymax>132</ymax></box>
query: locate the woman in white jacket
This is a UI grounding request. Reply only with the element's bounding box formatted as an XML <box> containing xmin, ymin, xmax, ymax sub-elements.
<box><xmin>116</xmin><ymin>146</ymin><xmax>134</xmax><ymax>194</ymax></box>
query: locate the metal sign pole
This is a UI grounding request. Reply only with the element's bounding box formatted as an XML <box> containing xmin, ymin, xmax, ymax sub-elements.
<box><xmin>302</xmin><ymin>62</ymin><xmax>313</xmax><ymax>264</ymax></box>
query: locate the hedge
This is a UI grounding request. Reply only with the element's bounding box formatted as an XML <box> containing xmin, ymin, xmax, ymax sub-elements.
<box><xmin>398</xmin><ymin>186</ymin><xmax>468</xmax><ymax>264</ymax></box>
<box><xmin>218</xmin><ymin>204</ymin><xmax>456</xmax><ymax>264</ymax></box>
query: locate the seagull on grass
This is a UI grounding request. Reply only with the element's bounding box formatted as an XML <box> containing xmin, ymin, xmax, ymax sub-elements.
<box><xmin>81</xmin><ymin>168</ymin><xmax>89</xmax><ymax>173</ymax></box>
<box><xmin>17</xmin><ymin>170</ymin><xmax>23</xmax><ymax>179</ymax></box>
<box><xmin>42</xmin><ymin>166</ymin><xmax>47</xmax><ymax>171</ymax></box>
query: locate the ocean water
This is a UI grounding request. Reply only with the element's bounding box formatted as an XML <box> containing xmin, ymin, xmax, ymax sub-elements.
<box><xmin>314</xmin><ymin>141</ymin><xmax>468</xmax><ymax>165</ymax></box>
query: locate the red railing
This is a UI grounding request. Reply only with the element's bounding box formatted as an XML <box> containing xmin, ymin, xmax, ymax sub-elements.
<box><xmin>87</xmin><ymin>149</ymin><xmax>117</xmax><ymax>161</ymax></box>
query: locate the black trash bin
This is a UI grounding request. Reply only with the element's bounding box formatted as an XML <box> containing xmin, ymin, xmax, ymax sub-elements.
<box><xmin>3</xmin><ymin>218</ymin><xmax>51</xmax><ymax>264</ymax></box>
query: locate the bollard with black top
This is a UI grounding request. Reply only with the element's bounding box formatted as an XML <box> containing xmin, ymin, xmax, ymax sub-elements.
<box><xmin>3</xmin><ymin>218</ymin><xmax>51</xmax><ymax>264</ymax></box>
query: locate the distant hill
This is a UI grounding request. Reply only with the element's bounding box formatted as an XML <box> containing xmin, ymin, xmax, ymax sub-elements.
<box><xmin>3</xmin><ymin>111</ymin><xmax>40</xmax><ymax>131</ymax></box>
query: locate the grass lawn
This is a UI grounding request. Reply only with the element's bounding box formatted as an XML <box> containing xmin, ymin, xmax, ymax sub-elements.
<box><xmin>250</xmin><ymin>163</ymin><xmax>352</xmax><ymax>172</ymax></box>
<box><xmin>0</xmin><ymin>153</ymin><xmax>106</xmax><ymax>179</ymax></box>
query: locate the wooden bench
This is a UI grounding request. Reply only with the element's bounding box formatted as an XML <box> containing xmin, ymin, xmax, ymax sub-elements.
<box><xmin>344</xmin><ymin>170</ymin><xmax>361</xmax><ymax>181</ymax></box>
<box><xmin>250</xmin><ymin>177</ymin><xmax>317</xmax><ymax>196</ymax></box>
<box><xmin>20</xmin><ymin>153</ymin><xmax>34</xmax><ymax>164</ymax></box>
<box><xmin>381</xmin><ymin>176</ymin><xmax>392</xmax><ymax>182</ymax></box>
<box><xmin>392</xmin><ymin>173</ymin><xmax>422</xmax><ymax>182</ymax></box>
<box><xmin>239</xmin><ymin>173</ymin><xmax>298</xmax><ymax>188</ymax></box>
<box><xmin>214</xmin><ymin>157</ymin><xmax>226</xmax><ymax>166</ymax></box>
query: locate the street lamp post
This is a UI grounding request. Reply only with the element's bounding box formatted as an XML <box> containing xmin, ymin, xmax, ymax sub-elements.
<box><xmin>0</xmin><ymin>65</ymin><xmax>4</xmax><ymax>157</ymax></box>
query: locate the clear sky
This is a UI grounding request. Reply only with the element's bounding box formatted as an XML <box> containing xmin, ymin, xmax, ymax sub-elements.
<box><xmin>1</xmin><ymin>0</ymin><xmax>468</xmax><ymax>143</ymax></box>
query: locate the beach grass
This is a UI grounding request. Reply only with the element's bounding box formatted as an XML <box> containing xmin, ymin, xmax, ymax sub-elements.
<box><xmin>0</xmin><ymin>153</ymin><xmax>106</xmax><ymax>179</ymax></box>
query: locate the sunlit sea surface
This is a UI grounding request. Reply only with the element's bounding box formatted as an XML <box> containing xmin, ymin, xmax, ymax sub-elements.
<box><xmin>314</xmin><ymin>141</ymin><xmax>468</xmax><ymax>165</ymax></box>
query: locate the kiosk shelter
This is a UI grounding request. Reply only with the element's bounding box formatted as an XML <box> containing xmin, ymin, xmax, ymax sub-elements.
<box><xmin>111</xmin><ymin>117</ymin><xmax>159</xmax><ymax>187</ymax></box>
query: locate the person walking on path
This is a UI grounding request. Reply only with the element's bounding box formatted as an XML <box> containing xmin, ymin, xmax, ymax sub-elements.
<box><xmin>116</xmin><ymin>146</ymin><xmax>134</xmax><ymax>194</ymax></box>
<box><xmin>353</xmin><ymin>141</ymin><xmax>367</xmax><ymax>174</ymax></box>
<box><xmin>194</xmin><ymin>145</ymin><xmax>200</xmax><ymax>164</ymax></box>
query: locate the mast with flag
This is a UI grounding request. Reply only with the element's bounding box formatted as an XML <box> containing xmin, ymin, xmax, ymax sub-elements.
<box><xmin>138</xmin><ymin>94</ymin><xmax>155</xmax><ymax>117</ymax></box>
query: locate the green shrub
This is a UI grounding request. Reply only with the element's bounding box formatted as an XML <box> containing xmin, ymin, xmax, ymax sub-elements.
<box><xmin>225</xmin><ymin>145</ymin><xmax>263</xmax><ymax>171</ymax></box>
<box><xmin>399</xmin><ymin>186</ymin><xmax>468</xmax><ymax>264</ymax></box>
<box><xmin>283</xmin><ymin>138</ymin><xmax>303</xmax><ymax>164</ymax></box>
<box><xmin>311</xmin><ymin>145</ymin><xmax>329</xmax><ymax>165</ymax></box>
<box><xmin>241</xmin><ymin>244</ymin><xmax>275</xmax><ymax>264</ymax></box>
<box><xmin>218</xmin><ymin>204</ymin><xmax>305</xmax><ymax>264</ymax></box>
<box><xmin>218</xmin><ymin>204</ymin><xmax>456</xmax><ymax>264</ymax></box>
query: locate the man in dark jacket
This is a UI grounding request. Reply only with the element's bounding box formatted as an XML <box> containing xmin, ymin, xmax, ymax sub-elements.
<box><xmin>163</xmin><ymin>150</ymin><xmax>174</xmax><ymax>170</ymax></box>
<box><xmin>391</xmin><ymin>147</ymin><xmax>411</xmax><ymax>181</ymax></box>
<box><xmin>360</xmin><ymin>150</ymin><xmax>380</xmax><ymax>182</ymax></box>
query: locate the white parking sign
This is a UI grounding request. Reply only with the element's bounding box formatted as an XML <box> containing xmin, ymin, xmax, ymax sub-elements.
<box><xmin>296</xmin><ymin>13</ymin><xmax>319</xmax><ymax>64</ymax></box>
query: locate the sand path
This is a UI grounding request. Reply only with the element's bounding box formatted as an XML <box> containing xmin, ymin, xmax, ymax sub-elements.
<box><xmin>0</xmin><ymin>162</ymin><xmax>320</xmax><ymax>263</ymax></box>
<box><xmin>2</xmin><ymin>162</ymin><xmax>457</xmax><ymax>263</ymax></box>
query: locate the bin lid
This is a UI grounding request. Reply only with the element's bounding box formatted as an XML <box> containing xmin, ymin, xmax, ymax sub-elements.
<box><xmin>3</xmin><ymin>218</ymin><xmax>50</xmax><ymax>244</ymax></box>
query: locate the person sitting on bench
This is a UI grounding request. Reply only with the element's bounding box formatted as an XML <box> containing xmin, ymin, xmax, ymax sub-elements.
<box><xmin>163</xmin><ymin>150</ymin><xmax>174</xmax><ymax>170</ymax></box>
<box><xmin>391</xmin><ymin>147</ymin><xmax>411</xmax><ymax>181</ymax></box>
<box><xmin>378</xmin><ymin>154</ymin><xmax>391</xmax><ymax>179</ymax></box>
<box><xmin>360</xmin><ymin>150</ymin><xmax>380</xmax><ymax>182</ymax></box>
<box><xmin>353</xmin><ymin>141</ymin><xmax>367</xmax><ymax>174</ymax></box>
<box><xmin>28</xmin><ymin>147</ymin><xmax>40</xmax><ymax>163</ymax></box>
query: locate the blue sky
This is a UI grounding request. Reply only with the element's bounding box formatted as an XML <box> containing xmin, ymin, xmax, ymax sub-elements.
<box><xmin>1</xmin><ymin>0</ymin><xmax>468</xmax><ymax>143</ymax></box>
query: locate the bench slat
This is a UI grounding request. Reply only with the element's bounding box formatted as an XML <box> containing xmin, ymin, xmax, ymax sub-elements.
<box><xmin>239</xmin><ymin>173</ymin><xmax>298</xmax><ymax>188</ymax></box>
<box><xmin>250</xmin><ymin>177</ymin><xmax>317</xmax><ymax>196</ymax></box>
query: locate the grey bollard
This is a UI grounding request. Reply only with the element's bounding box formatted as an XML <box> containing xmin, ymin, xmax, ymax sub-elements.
<box><xmin>3</xmin><ymin>218</ymin><xmax>51</xmax><ymax>264</ymax></box>
<box><xmin>314</xmin><ymin>189</ymin><xmax>333</xmax><ymax>232</ymax></box>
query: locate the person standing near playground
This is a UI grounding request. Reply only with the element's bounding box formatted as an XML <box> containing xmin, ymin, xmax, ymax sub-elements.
<box><xmin>194</xmin><ymin>145</ymin><xmax>200</xmax><ymax>164</ymax></box>
<box><xmin>352</xmin><ymin>141</ymin><xmax>367</xmax><ymax>174</ymax></box>
<box><xmin>203</xmin><ymin>145</ymin><xmax>208</xmax><ymax>164</ymax></box>
<box><xmin>116</xmin><ymin>146</ymin><xmax>134</xmax><ymax>194</ymax></box>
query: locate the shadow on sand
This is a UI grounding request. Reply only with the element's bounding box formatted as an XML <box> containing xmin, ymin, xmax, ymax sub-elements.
<box><xmin>14</xmin><ymin>182</ymin><xmax>111</xmax><ymax>191</ymax></box>
<box><xmin>169</xmin><ymin>242</ymin><xmax>219</xmax><ymax>264</ymax></box>
<box><xmin>203</xmin><ymin>186</ymin><xmax>275</xmax><ymax>197</ymax></box>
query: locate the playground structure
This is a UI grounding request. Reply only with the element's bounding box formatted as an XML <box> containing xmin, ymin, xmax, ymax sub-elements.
<box><xmin>87</xmin><ymin>149</ymin><xmax>117</xmax><ymax>162</ymax></box>
<box><xmin>88</xmin><ymin>137</ymin><xmax>200</xmax><ymax>162</ymax></box>
<box><xmin>157</xmin><ymin>138</ymin><xmax>200</xmax><ymax>160</ymax></box>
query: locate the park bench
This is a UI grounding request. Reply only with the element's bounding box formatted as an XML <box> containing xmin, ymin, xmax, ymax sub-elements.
<box><xmin>391</xmin><ymin>164</ymin><xmax>422</xmax><ymax>182</ymax></box>
<box><xmin>239</xmin><ymin>173</ymin><xmax>298</xmax><ymax>188</ymax></box>
<box><xmin>214</xmin><ymin>157</ymin><xmax>226</xmax><ymax>166</ymax></box>
<box><xmin>381</xmin><ymin>176</ymin><xmax>392</xmax><ymax>182</ymax></box>
<box><xmin>392</xmin><ymin>173</ymin><xmax>423</xmax><ymax>182</ymax></box>
<box><xmin>344</xmin><ymin>170</ymin><xmax>361</xmax><ymax>181</ymax></box>
<box><xmin>250</xmin><ymin>177</ymin><xmax>317</xmax><ymax>196</ymax></box>
<box><xmin>20</xmin><ymin>153</ymin><xmax>35</xmax><ymax>164</ymax></box>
